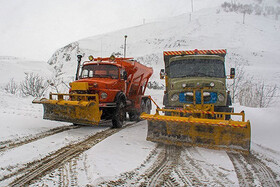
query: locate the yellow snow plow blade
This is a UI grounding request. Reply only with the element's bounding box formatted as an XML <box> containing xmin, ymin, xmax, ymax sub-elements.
<box><xmin>33</xmin><ymin>93</ymin><xmax>102</xmax><ymax>125</ymax></box>
<box><xmin>141</xmin><ymin>108</ymin><xmax>251</xmax><ymax>154</ymax></box>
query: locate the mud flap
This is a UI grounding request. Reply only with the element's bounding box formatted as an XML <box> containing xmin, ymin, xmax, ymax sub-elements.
<box><xmin>142</xmin><ymin>113</ymin><xmax>251</xmax><ymax>154</ymax></box>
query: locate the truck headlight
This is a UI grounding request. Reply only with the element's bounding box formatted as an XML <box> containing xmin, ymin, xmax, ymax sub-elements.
<box><xmin>185</xmin><ymin>92</ymin><xmax>193</xmax><ymax>96</ymax></box>
<box><xmin>100</xmin><ymin>92</ymin><xmax>108</xmax><ymax>99</ymax></box>
<box><xmin>218</xmin><ymin>94</ymin><xmax>225</xmax><ymax>102</ymax></box>
<box><xmin>171</xmin><ymin>94</ymin><xmax>179</xmax><ymax>101</ymax></box>
<box><xmin>203</xmin><ymin>92</ymin><xmax>210</xmax><ymax>96</ymax></box>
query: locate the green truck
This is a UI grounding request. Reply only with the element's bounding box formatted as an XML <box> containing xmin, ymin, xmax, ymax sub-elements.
<box><xmin>141</xmin><ymin>49</ymin><xmax>251</xmax><ymax>153</ymax></box>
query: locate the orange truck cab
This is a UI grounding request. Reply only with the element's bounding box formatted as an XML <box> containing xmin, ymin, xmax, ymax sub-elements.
<box><xmin>70</xmin><ymin>55</ymin><xmax>153</xmax><ymax>127</ymax></box>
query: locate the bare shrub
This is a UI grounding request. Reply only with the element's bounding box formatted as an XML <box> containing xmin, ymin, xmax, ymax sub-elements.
<box><xmin>20</xmin><ymin>73</ymin><xmax>49</xmax><ymax>97</ymax></box>
<box><xmin>48</xmin><ymin>77</ymin><xmax>71</xmax><ymax>93</ymax></box>
<box><xmin>228</xmin><ymin>66</ymin><xmax>246</xmax><ymax>103</ymax></box>
<box><xmin>240</xmin><ymin>4</ymin><xmax>253</xmax><ymax>24</ymax></box>
<box><xmin>227</xmin><ymin>53</ymin><xmax>248</xmax><ymax>103</ymax></box>
<box><xmin>276</xmin><ymin>7</ymin><xmax>280</xmax><ymax>20</ymax></box>
<box><xmin>255</xmin><ymin>82</ymin><xmax>277</xmax><ymax>108</ymax></box>
<box><xmin>227</xmin><ymin>53</ymin><xmax>277</xmax><ymax>108</ymax></box>
<box><xmin>221</xmin><ymin>1</ymin><xmax>280</xmax><ymax>20</ymax></box>
<box><xmin>4</xmin><ymin>78</ymin><xmax>18</xmax><ymax>94</ymax></box>
<box><xmin>147</xmin><ymin>81</ymin><xmax>164</xmax><ymax>90</ymax></box>
<box><xmin>238</xmin><ymin>80</ymin><xmax>277</xmax><ymax>108</ymax></box>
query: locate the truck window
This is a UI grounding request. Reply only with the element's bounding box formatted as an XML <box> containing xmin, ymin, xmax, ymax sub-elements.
<box><xmin>169</xmin><ymin>59</ymin><xmax>225</xmax><ymax>78</ymax></box>
<box><xmin>81</xmin><ymin>64</ymin><xmax>119</xmax><ymax>79</ymax></box>
<box><xmin>89</xmin><ymin>70</ymin><xmax>94</xmax><ymax>77</ymax></box>
<box><xmin>81</xmin><ymin>69</ymin><xmax>89</xmax><ymax>78</ymax></box>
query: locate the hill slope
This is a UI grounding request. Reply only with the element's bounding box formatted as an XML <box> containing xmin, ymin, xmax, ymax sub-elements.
<box><xmin>47</xmin><ymin>4</ymin><xmax>280</xmax><ymax>89</ymax></box>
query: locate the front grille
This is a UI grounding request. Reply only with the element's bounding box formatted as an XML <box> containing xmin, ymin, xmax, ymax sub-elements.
<box><xmin>204</xmin><ymin>95</ymin><xmax>211</xmax><ymax>102</ymax></box>
<box><xmin>70</xmin><ymin>90</ymin><xmax>98</xmax><ymax>101</ymax></box>
<box><xmin>185</xmin><ymin>95</ymin><xmax>193</xmax><ymax>102</ymax></box>
<box><xmin>179</xmin><ymin>92</ymin><xmax>217</xmax><ymax>104</ymax></box>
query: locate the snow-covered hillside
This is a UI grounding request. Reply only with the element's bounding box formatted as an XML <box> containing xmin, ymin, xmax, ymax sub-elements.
<box><xmin>0</xmin><ymin>0</ymin><xmax>280</xmax><ymax>186</ymax></box>
<box><xmin>47</xmin><ymin>2</ymin><xmax>280</xmax><ymax>88</ymax></box>
<box><xmin>0</xmin><ymin>56</ymin><xmax>51</xmax><ymax>86</ymax></box>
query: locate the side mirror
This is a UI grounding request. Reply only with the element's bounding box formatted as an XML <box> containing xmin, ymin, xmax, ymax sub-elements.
<box><xmin>121</xmin><ymin>71</ymin><xmax>128</xmax><ymax>80</ymax></box>
<box><xmin>160</xmin><ymin>69</ymin><xmax>165</xmax><ymax>79</ymax></box>
<box><xmin>230</xmin><ymin>68</ymin><xmax>235</xmax><ymax>79</ymax></box>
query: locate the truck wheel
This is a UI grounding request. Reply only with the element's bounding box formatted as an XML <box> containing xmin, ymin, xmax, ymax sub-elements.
<box><xmin>112</xmin><ymin>101</ymin><xmax>126</xmax><ymax>128</ymax></box>
<box><xmin>219</xmin><ymin>107</ymin><xmax>233</xmax><ymax>120</ymax></box>
<box><xmin>128</xmin><ymin>111</ymin><xmax>140</xmax><ymax>121</ymax></box>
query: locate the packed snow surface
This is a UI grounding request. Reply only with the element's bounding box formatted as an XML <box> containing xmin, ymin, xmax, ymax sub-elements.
<box><xmin>0</xmin><ymin>0</ymin><xmax>280</xmax><ymax>186</ymax></box>
<box><xmin>0</xmin><ymin>89</ymin><xmax>279</xmax><ymax>186</ymax></box>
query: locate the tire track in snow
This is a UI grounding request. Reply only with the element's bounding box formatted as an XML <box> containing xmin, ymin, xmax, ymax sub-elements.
<box><xmin>228</xmin><ymin>153</ymin><xmax>255</xmax><ymax>187</ymax></box>
<box><xmin>1</xmin><ymin>121</ymin><xmax>135</xmax><ymax>186</ymax></box>
<box><xmin>95</xmin><ymin>144</ymin><xmax>179</xmax><ymax>187</ymax></box>
<box><xmin>96</xmin><ymin>144</ymin><xmax>162</xmax><ymax>187</ymax></box>
<box><xmin>144</xmin><ymin>145</ymin><xmax>181</xmax><ymax>187</ymax></box>
<box><xmin>0</xmin><ymin>125</ymin><xmax>80</xmax><ymax>152</ymax></box>
<box><xmin>173</xmin><ymin>167</ymin><xmax>193</xmax><ymax>186</ymax></box>
<box><xmin>228</xmin><ymin>152</ymin><xmax>279</xmax><ymax>187</ymax></box>
<box><xmin>97</xmin><ymin>145</ymin><xmax>236</xmax><ymax>186</ymax></box>
<box><xmin>177</xmin><ymin>148</ymin><xmax>213</xmax><ymax>186</ymax></box>
<box><xmin>252</xmin><ymin>144</ymin><xmax>280</xmax><ymax>184</ymax></box>
<box><xmin>183</xmin><ymin>147</ymin><xmax>235</xmax><ymax>186</ymax></box>
<box><xmin>246</xmin><ymin>154</ymin><xmax>279</xmax><ymax>187</ymax></box>
<box><xmin>58</xmin><ymin>158</ymin><xmax>78</xmax><ymax>187</ymax></box>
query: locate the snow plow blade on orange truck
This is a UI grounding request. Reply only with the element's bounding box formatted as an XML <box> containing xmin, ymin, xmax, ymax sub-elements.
<box><xmin>33</xmin><ymin>93</ymin><xmax>102</xmax><ymax>125</ymax></box>
<box><xmin>141</xmin><ymin>49</ymin><xmax>251</xmax><ymax>153</ymax></box>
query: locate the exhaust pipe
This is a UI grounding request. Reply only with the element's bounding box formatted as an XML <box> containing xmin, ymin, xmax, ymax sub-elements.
<box><xmin>76</xmin><ymin>55</ymin><xmax>82</xmax><ymax>80</ymax></box>
<box><xmin>124</xmin><ymin>35</ymin><xmax>127</xmax><ymax>58</ymax></box>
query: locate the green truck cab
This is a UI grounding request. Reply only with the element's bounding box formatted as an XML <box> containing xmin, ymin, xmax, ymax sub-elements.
<box><xmin>161</xmin><ymin>49</ymin><xmax>235</xmax><ymax>115</ymax></box>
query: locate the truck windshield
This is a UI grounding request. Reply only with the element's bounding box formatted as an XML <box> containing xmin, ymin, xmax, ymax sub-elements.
<box><xmin>81</xmin><ymin>64</ymin><xmax>119</xmax><ymax>79</ymax></box>
<box><xmin>169</xmin><ymin>59</ymin><xmax>225</xmax><ymax>78</ymax></box>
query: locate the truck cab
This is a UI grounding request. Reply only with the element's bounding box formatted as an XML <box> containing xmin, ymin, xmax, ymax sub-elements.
<box><xmin>69</xmin><ymin>55</ymin><xmax>153</xmax><ymax>127</ymax></box>
<box><xmin>162</xmin><ymin>50</ymin><xmax>233</xmax><ymax>114</ymax></box>
<box><xmin>73</xmin><ymin>62</ymin><xmax>127</xmax><ymax>104</ymax></box>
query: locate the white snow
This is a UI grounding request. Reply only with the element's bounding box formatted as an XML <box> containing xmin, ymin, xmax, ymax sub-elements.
<box><xmin>0</xmin><ymin>0</ymin><xmax>280</xmax><ymax>186</ymax></box>
<box><xmin>236</xmin><ymin>104</ymin><xmax>280</xmax><ymax>152</ymax></box>
<box><xmin>0</xmin><ymin>57</ymin><xmax>51</xmax><ymax>86</ymax></box>
<box><xmin>83</xmin><ymin>121</ymin><xmax>155</xmax><ymax>185</ymax></box>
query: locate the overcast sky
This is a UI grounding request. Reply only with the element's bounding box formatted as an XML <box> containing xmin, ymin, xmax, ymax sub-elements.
<box><xmin>0</xmin><ymin>0</ymin><xmax>225</xmax><ymax>61</ymax></box>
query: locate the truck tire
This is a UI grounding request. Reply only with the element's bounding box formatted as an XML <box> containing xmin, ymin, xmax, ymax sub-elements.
<box><xmin>129</xmin><ymin>98</ymin><xmax>151</xmax><ymax>121</ymax></box>
<box><xmin>225</xmin><ymin>107</ymin><xmax>234</xmax><ymax>120</ymax></box>
<box><xmin>112</xmin><ymin>101</ymin><xmax>126</xmax><ymax>128</ymax></box>
<box><xmin>216</xmin><ymin>107</ymin><xmax>233</xmax><ymax>120</ymax></box>
<box><xmin>128</xmin><ymin>111</ymin><xmax>140</xmax><ymax>121</ymax></box>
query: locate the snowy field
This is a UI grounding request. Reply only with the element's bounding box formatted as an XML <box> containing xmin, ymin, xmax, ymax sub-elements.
<box><xmin>0</xmin><ymin>88</ymin><xmax>279</xmax><ymax>186</ymax></box>
<box><xmin>1</xmin><ymin>0</ymin><xmax>280</xmax><ymax>186</ymax></box>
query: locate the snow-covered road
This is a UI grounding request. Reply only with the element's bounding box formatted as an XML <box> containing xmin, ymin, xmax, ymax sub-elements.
<box><xmin>0</xmin><ymin>90</ymin><xmax>279</xmax><ymax>186</ymax></box>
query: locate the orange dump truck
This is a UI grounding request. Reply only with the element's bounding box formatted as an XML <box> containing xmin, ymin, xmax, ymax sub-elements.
<box><xmin>33</xmin><ymin>55</ymin><xmax>153</xmax><ymax>128</ymax></box>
